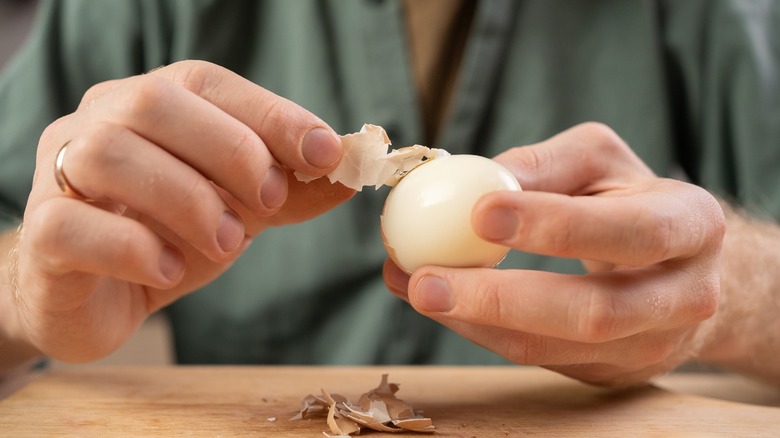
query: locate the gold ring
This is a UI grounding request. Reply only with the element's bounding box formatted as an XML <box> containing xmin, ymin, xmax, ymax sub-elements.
<box><xmin>54</xmin><ymin>141</ymin><xmax>89</xmax><ymax>200</ymax></box>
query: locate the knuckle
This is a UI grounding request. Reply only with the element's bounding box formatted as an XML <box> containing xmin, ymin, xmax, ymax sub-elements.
<box><xmin>545</xmin><ymin>214</ymin><xmax>577</xmax><ymax>256</ymax></box>
<box><xmin>694</xmin><ymin>272</ymin><xmax>721</xmax><ymax>321</ymax></box>
<box><xmin>166</xmin><ymin>178</ymin><xmax>219</xmax><ymax>226</ymax></box>
<box><xmin>660</xmin><ymin>181</ymin><xmax>725</xmax><ymax>258</ymax></box>
<box><xmin>518</xmin><ymin>145</ymin><xmax>544</xmax><ymax>174</ymax></box>
<box><xmin>81</xmin><ymin>82</ymin><xmax>107</xmax><ymax>102</ymax></box>
<box><xmin>170</xmin><ymin>60</ymin><xmax>224</xmax><ymax>96</ymax></box>
<box><xmin>694</xmin><ymin>187</ymin><xmax>727</xmax><ymax>248</ymax></box>
<box><xmin>39</xmin><ymin>116</ymin><xmax>70</xmax><ymax>147</ymax></box>
<box><xmin>505</xmin><ymin>143</ymin><xmax>554</xmax><ymax>182</ymax></box>
<box><xmin>572</xmin><ymin>122</ymin><xmax>639</xmax><ymax>182</ymax></box>
<box><xmin>225</xmin><ymin>129</ymin><xmax>265</xmax><ymax>174</ymax></box>
<box><xmin>634</xmin><ymin>205</ymin><xmax>675</xmax><ymax>263</ymax></box>
<box><xmin>473</xmin><ymin>280</ymin><xmax>507</xmax><ymax>325</ymax></box>
<box><xmin>111</xmin><ymin>224</ymin><xmax>147</xmax><ymax>266</ymax></box>
<box><xmin>581</xmin><ymin>133</ymin><xmax>628</xmax><ymax>167</ymax></box>
<box><xmin>577</xmin><ymin>122</ymin><xmax>624</xmax><ymax>149</ymax></box>
<box><xmin>575</xmin><ymin>289</ymin><xmax>625</xmax><ymax>342</ymax></box>
<box><xmin>709</xmin><ymin>196</ymin><xmax>727</xmax><ymax>240</ymax></box>
<box><xmin>256</xmin><ymin>93</ymin><xmax>287</xmax><ymax>135</ymax></box>
<box><xmin>577</xmin><ymin>123</ymin><xmax>635</xmax><ymax>164</ymax></box>
<box><xmin>122</xmin><ymin>76</ymin><xmax>173</xmax><ymax>118</ymax></box>
<box><xmin>24</xmin><ymin>201</ymin><xmax>73</xmax><ymax>272</ymax></box>
<box><xmin>67</xmin><ymin>124</ymin><xmax>127</xmax><ymax>176</ymax></box>
<box><xmin>79</xmin><ymin>80</ymin><xmax>114</xmax><ymax>108</ymax></box>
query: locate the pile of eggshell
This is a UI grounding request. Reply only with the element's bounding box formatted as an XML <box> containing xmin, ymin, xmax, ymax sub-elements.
<box><xmin>291</xmin><ymin>374</ymin><xmax>435</xmax><ymax>435</ymax></box>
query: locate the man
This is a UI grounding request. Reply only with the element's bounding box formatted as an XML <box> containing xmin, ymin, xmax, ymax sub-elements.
<box><xmin>1</xmin><ymin>0</ymin><xmax>778</xmax><ymax>387</ymax></box>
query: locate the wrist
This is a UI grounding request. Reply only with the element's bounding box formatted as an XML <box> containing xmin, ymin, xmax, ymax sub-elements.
<box><xmin>1</xmin><ymin>225</ymin><xmax>44</xmax><ymax>378</ymax></box>
<box><xmin>693</xmin><ymin>202</ymin><xmax>780</xmax><ymax>384</ymax></box>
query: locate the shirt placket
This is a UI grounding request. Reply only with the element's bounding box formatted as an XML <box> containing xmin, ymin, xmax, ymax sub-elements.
<box><xmin>438</xmin><ymin>0</ymin><xmax>518</xmax><ymax>155</ymax></box>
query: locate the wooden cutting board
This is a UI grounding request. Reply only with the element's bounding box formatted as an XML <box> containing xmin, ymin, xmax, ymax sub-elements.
<box><xmin>1</xmin><ymin>366</ymin><xmax>778</xmax><ymax>437</ymax></box>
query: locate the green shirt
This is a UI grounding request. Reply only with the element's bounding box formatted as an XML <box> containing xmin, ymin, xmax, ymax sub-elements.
<box><xmin>1</xmin><ymin>0</ymin><xmax>778</xmax><ymax>365</ymax></box>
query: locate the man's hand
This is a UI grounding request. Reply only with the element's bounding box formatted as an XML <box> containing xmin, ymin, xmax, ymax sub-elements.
<box><xmin>384</xmin><ymin>122</ymin><xmax>726</xmax><ymax>386</ymax></box>
<box><xmin>4</xmin><ymin>60</ymin><xmax>354</xmax><ymax>365</ymax></box>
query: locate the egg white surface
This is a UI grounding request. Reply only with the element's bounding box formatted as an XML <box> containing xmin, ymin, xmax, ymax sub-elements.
<box><xmin>381</xmin><ymin>154</ymin><xmax>521</xmax><ymax>273</ymax></box>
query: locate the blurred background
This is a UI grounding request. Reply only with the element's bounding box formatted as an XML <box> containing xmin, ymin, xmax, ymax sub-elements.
<box><xmin>1</xmin><ymin>0</ymin><xmax>174</xmax><ymax>368</ymax></box>
<box><xmin>1</xmin><ymin>0</ymin><xmax>38</xmax><ymax>72</ymax></box>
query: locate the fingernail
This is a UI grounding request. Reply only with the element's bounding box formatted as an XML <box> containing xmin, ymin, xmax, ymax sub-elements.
<box><xmin>160</xmin><ymin>246</ymin><xmax>184</xmax><ymax>282</ymax></box>
<box><xmin>414</xmin><ymin>275</ymin><xmax>454</xmax><ymax>313</ymax></box>
<box><xmin>302</xmin><ymin>127</ymin><xmax>341</xmax><ymax>168</ymax></box>
<box><xmin>260</xmin><ymin>165</ymin><xmax>287</xmax><ymax>209</ymax></box>
<box><xmin>478</xmin><ymin>207</ymin><xmax>518</xmax><ymax>241</ymax></box>
<box><xmin>217</xmin><ymin>211</ymin><xmax>244</xmax><ymax>252</ymax></box>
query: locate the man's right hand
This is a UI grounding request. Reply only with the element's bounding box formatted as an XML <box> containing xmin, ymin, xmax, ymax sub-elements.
<box><xmin>3</xmin><ymin>60</ymin><xmax>354</xmax><ymax>364</ymax></box>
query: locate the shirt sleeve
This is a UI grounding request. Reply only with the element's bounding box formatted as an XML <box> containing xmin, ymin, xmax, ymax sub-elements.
<box><xmin>661</xmin><ymin>0</ymin><xmax>780</xmax><ymax>219</ymax></box>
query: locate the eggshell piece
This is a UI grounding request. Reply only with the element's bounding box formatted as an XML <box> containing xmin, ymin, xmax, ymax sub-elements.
<box><xmin>293</xmin><ymin>124</ymin><xmax>448</xmax><ymax>191</ymax></box>
<box><xmin>381</xmin><ymin>154</ymin><xmax>521</xmax><ymax>274</ymax></box>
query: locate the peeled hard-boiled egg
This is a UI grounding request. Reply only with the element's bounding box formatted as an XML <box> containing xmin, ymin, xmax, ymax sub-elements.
<box><xmin>381</xmin><ymin>154</ymin><xmax>522</xmax><ymax>274</ymax></box>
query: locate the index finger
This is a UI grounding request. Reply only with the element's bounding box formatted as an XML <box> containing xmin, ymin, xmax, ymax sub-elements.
<box><xmin>493</xmin><ymin>122</ymin><xmax>655</xmax><ymax>195</ymax></box>
<box><xmin>150</xmin><ymin>61</ymin><xmax>342</xmax><ymax>176</ymax></box>
<box><xmin>473</xmin><ymin>181</ymin><xmax>725</xmax><ymax>266</ymax></box>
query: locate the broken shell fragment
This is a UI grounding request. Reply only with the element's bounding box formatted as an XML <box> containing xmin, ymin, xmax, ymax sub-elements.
<box><xmin>293</xmin><ymin>124</ymin><xmax>448</xmax><ymax>191</ymax></box>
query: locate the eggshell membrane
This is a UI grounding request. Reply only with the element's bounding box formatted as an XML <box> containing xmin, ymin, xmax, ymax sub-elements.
<box><xmin>381</xmin><ymin>154</ymin><xmax>521</xmax><ymax>274</ymax></box>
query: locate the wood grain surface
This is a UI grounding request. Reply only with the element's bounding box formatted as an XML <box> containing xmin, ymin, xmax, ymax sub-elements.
<box><xmin>1</xmin><ymin>366</ymin><xmax>779</xmax><ymax>437</ymax></box>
